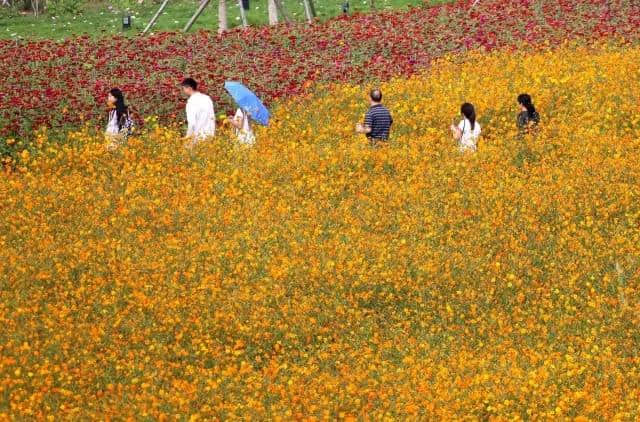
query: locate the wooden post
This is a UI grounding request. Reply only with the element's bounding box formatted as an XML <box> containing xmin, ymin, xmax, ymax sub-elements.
<box><xmin>237</xmin><ymin>0</ymin><xmax>248</xmax><ymax>28</ymax></box>
<box><xmin>143</xmin><ymin>0</ymin><xmax>170</xmax><ymax>35</ymax></box>
<box><xmin>183</xmin><ymin>0</ymin><xmax>212</xmax><ymax>32</ymax></box>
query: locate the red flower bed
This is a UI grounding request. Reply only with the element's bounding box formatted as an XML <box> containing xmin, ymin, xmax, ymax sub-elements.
<box><xmin>0</xmin><ymin>0</ymin><xmax>638</xmax><ymax>141</ymax></box>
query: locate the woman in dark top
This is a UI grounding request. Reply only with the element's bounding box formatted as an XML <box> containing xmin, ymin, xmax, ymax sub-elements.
<box><xmin>516</xmin><ymin>93</ymin><xmax>540</xmax><ymax>133</ymax></box>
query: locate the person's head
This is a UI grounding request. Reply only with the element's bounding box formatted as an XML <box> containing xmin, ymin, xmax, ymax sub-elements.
<box><xmin>181</xmin><ymin>78</ymin><xmax>198</xmax><ymax>96</ymax></box>
<box><xmin>517</xmin><ymin>93</ymin><xmax>536</xmax><ymax>116</ymax></box>
<box><xmin>461</xmin><ymin>102</ymin><xmax>476</xmax><ymax>129</ymax></box>
<box><xmin>108</xmin><ymin>88</ymin><xmax>125</xmax><ymax>107</ymax></box>
<box><xmin>108</xmin><ymin>88</ymin><xmax>128</xmax><ymax>126</ymax></box>
<box><xmin>369</xmin><ymin>89</ymin><xmax>382</xmax><ymax>105</ymax></box>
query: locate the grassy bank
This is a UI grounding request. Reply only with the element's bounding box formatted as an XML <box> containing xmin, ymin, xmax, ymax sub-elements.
<box><xmin>0</xmin><ymin>0</ymin><xmax>450</xmax><ymax>40</ymax></box>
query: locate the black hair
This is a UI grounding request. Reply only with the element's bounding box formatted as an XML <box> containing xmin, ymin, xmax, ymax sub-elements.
<box><xmin>181</xmin><ymin>78</ymin><xmax>198</xmax><ymax>90</ymax></box>
<box><xmin>461</xmin><ymin>103</ymin><xmax>476</xmax><ymax>130</ymax></box>
<box><xmin>518</xmin><ymin>93</ymin><xmax>537</xmax><ymax>119</ymax></box>
<box><xmin>109</xmin><ymin>88</ymin><xmax>128</xmax><ymax>130</ymax></box>
<box><xmin>370</xmin><ymin>89</ymin><xmax>382</xmax><ymax>103</ymax></box>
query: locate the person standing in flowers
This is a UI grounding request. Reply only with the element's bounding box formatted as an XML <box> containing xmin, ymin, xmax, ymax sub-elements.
<box><xmin>105</xmin><ymin>88</ymin><xmax>132</xmax><ymax>151</ymax></box>
<box><xmin>516</xmin><ymin>93</ymin><xmax>540</xmax><ymax>134</ymax></box>
<box><xmin>230</xmin><ymin>107</ymin><xmax>256</xmax><ymax>145</ymax></box>
<box><xmin>451</xmin><ymin>102</ymin><xmax>481</xmax><ymax>152</ymax></box>
<box><xmin>181</xmin><ymin>78</ymin><xmax>216</xmax><ymax>149</ymax></box>
<box><xmin>356</xmin><ymin>89</ymin><xmax>393</xmax><ymax>146</ymax></box>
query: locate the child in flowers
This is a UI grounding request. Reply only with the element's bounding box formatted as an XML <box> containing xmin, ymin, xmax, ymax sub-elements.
<box><xmin>451</xmin><ymin>102</ymin><xmax>481</xmax><ymax>152</ymax></box>
<box><xmin>105</xmin><ymin>88</ymin><xmax>132</xmax><ymax>151</ymax></box>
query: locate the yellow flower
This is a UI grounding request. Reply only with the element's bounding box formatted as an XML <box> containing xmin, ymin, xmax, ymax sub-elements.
<box><xmin>3</xmin><ymin>42</ymin><xmax>640</xmax><ymax>419</ymax></box>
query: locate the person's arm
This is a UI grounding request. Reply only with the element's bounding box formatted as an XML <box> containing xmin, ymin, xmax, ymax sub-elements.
<box><xmin>516</xmin><ymin>112</ymin><xmax>527</xmax><ymax>130</ymax></box>
<box><xmin>450</xmin><ymin>121</ymin><xmax>462</xmax><ymax>140</ymax></box>
<box><xmin>231</xmin><ymin>109</ymin><xmax>243</xmax><ymax>129</ymax></box>
<box><xmin>210</xmin><ymin>101</ymin><xmax>216</xmax><ymax>137</ymax></box>
<box><xmin>356</xmin><ymin>111</ymin><xmax>373</xmax><ymax>134</ymax></box>
<box><xmin>185</xmin><ymin>101</ymin><xmax>196</xmax><ymax>137</ymax></box>
<box><xmin>230</xmin><ymin>117</ymin><xmax>242</xmax><ymax>129</ymax></box>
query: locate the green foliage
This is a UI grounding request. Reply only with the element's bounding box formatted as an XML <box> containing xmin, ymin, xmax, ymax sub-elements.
<box><xmin>110</xmin><ymin>0</ymin><xmax>135</xmax><ymax>13</ymax></box>
<box><xmin>0</xmin><ymin>0</ymin><xmax>446</xmax><ymax>40</ymax></box>
<box><xmin>46</xmin><ymin>0</ymin><xmax>85</xmax><ymax>16</ymax></box>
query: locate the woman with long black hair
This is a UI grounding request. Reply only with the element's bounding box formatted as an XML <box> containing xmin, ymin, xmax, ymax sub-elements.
<box><xmin>106</xmin><ymin>88</ymin><xmax>132</xmax><ymax>151</ymax></box>
<box><xmin>516</xmin><ymin>93</ymin><xmax>540</xmax><ymax>133</ymax></box>
<box><xmin>451</xmin><ymin>102</ymin><xmax>481</xmax><ymax>152</ymax></box>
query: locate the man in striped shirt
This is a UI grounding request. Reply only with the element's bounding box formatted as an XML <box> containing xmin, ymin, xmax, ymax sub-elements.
<box><xmin>356</xmin><ymin>89</ymin><xmax>393</xmax><ymax>146</ymax></box>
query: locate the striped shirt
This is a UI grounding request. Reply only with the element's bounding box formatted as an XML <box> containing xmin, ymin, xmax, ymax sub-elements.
<box><xmin>364</xmin><ymin>104</ymin><xmax>393</xmax><ymax>140</ymax></box>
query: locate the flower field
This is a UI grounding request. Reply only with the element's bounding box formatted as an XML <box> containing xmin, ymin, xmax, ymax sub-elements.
<box><xmin>2</xmin><ymin>42</ymin><xmax>640</xmax><ymax>418</ymax></box>
<box><xmin>1</xmin><ymin>0</ymin><xmax>639</xmax><ymax>145</ymax></box>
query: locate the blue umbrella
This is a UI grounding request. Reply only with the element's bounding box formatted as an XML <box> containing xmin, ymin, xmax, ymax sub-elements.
<box><xmin>224</xmin><ymin>81</ymin><xmax>270</xmax><ymax>126</ymax></box>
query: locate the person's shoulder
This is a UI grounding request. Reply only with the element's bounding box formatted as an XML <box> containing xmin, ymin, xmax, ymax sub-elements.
<box><xmin>370</xmin><ymin>104</ymin><xmax>390</xmax><ymax>113</ymax></box>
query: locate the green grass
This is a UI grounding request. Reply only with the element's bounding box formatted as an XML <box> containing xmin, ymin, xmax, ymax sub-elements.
<box><xmin>0</xmin><ymin>0</ymin><xmax>451</xmax><ymax>40</ymax></box>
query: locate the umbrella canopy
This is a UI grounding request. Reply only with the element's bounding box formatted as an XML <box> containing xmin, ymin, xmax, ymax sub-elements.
<box><xmin>224</xmin><ymin>81</ymin><xmax>270</xmax><ymax>126</ymax></box>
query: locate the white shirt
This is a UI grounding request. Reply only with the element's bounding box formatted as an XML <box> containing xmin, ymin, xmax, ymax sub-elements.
<box><xmin>458</xmin><ymin>118</ymin><xmax>481</xmax><ymax>152</ymax></box>
<box><xmin>106</xmin><ymin>110</ymin><xmax>119</xmax><ymax>135</ymax></box>
<box><xmin>234</xmin><ymin>108</ymin><xmax>255</xmax><ymax>145</ymax></box>
<box><xmin>186</xmin><ymin>92</ymin><xmax>216</xmax><ymax>139</ymax></box>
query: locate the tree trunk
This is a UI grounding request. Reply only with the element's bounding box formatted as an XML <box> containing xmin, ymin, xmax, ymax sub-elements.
<box><xmin>273</xmin><ymin>0</ymin><xmax>289</xmax><ymax>22</ymax></box>
<box><xmin>308</xmin><ymin>0</ymin><xmax>316</xmax><ymax>17</ymax></box>
<box><xmin>302</xmin><ymin>0</ymin><xmax>313</xmax><ymax>23</ymax></box>
<box><xmin>237</xmin><ymin>0</ymin><xmax>248</xmax><ymax>28</ymax></box>
<box><xmin>218</xmin><ymin>0</ymin><xmax>228</xmax><ymax>33</ymax></box>
<box><xmin>267</xmin><ymin>0</ymin><xmax>278</xmax><ymax>25</ymax></box>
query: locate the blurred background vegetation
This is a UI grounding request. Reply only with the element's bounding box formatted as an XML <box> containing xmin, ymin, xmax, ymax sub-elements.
<box><xmin>0</xmin><ymin>0</ymin><xmax>450</xmax><ymax>40</ymax></box>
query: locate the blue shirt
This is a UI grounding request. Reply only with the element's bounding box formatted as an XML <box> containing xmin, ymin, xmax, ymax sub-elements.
<box><xmin>364</xmin><ymin>104</ymin><xmax>393</xmax><ymax>140</ymax></box>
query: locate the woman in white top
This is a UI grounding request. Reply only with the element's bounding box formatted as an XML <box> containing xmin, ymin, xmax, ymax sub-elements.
<box><xmin>450</xmin><ymin>102</ymin><xmax>481</xmax><ymax>152</ymax></box>
<box><xmin>230</xmin><ymin>107</ymin><xmax>255</xmax><ymax>146</ymax></box>
<box><xmin>105</xmin><ymin>88</ymin><xmax>131</xmax><ymax>151</ymax></box>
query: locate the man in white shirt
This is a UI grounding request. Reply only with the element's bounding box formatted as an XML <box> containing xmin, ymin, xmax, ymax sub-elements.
<box><xmin>181</xmin><ymin>78</ymin><xmax>216</xmax><ymax>148</ymax></box>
